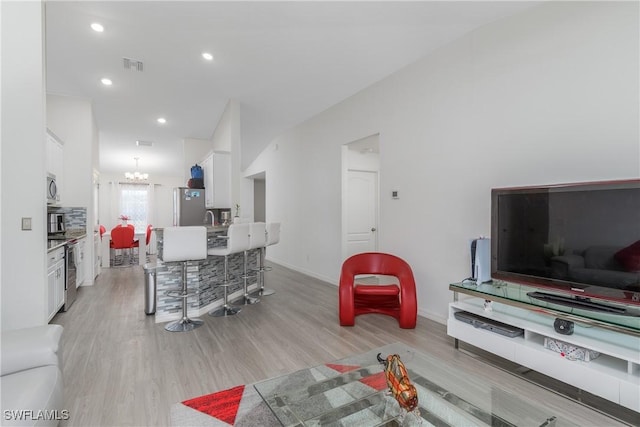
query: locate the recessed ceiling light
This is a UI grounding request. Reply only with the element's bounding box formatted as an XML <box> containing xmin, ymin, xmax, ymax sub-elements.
<box><xmin>157</xmin><ymin>117</ymin><xmax>166</xmax><ymax>124</ymax></box>
<box><xmin>101</xmin><ymin>78</ymin><xmax>112</xmax><ymax>86</ymax></box>
<box><xmin>202</xmin><ymin>52</ymin><xmax>213</xmax><ymax>61</ymax></box>
<box><xmin>91</xmin><ymin>23</ymin><xmax>104</xmax><ymax>32</ymax></box>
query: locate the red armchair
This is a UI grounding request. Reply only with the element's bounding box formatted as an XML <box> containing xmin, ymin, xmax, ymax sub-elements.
<box><xmin>339</xmin><ymin>252</ymin><xmax>417</xmax><ymax>329</ymax></box>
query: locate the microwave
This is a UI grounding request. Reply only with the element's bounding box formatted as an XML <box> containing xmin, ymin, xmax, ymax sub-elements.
<box><xmin>47</xmin><ymin>173</ymin><xmax>58</xmax><ymax>204</ymax></box>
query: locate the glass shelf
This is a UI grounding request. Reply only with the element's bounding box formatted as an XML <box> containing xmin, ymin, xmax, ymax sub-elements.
<box><xmin>450</xmin><ymin>280</ymin><xmax>640</xmax><ymax>337</ymax></box>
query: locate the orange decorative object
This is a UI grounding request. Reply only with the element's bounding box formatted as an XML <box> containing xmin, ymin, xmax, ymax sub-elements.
<box><xmin>377</xmin><ymin>353</ymin><xmax>418</xmax><ymax>412</ymax></box>
<box><xmin>339</xmin><ymin>252</ymin><xmax>417</xmax><ymax>328</ymax></box>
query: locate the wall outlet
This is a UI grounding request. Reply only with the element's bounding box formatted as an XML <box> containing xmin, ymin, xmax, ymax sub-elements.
<box><xmin>21</xmin><ymin>217</ymin><xmax>32</xmax><ymax>230</ymax></box>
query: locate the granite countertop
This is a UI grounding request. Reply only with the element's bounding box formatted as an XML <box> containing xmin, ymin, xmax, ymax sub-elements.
<box><xmin>47</xmin><ymin>230</ymin><xmax>88</xmax><ymax>252</ymax></box>
<box><xmin>66</xmin><ymin>230</ymin><xmax>88</xmax><ymax>239</ymax></box>
<box><xmin>47</xmin><ymin>240</ymin><xmax>67</xmax><ymax>252</ymax></box>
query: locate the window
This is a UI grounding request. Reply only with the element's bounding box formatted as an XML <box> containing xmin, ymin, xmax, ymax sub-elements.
<box><xmin>119</xmin><ymin>183</ymin><xmax>149</xmax><ymax>231</ymax></box>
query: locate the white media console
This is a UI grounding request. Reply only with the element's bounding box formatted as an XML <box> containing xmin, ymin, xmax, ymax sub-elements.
<box><xmin>447</xmin><ymin>281</ymin><xmax>640</xmax><ymax>413</ymax></box>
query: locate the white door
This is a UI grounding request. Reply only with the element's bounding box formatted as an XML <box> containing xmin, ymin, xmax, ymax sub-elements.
<box><xmin>345</xmin><ymin>170</ymin><xmax>378</xmax><ymax>258</ymax></box>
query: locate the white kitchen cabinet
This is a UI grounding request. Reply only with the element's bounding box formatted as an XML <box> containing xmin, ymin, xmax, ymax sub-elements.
<box><xmin>202</xmin><ymin>153</ymin><xmax>214</xmax><ymax>207</ymax></box>
<box><xmin>202</xmin><ymin>152</ymin><xmax>231</xmax><ymax>208</ymax></box>
<box><xmin>47</xmin><ymin>247</ymin><xmax>65</xmax><ymax>322</ymax></box>
<box><xmin>46</xmin><ymin>130</ymin><xmax>64</xmax><ymax>204</ymax></box>
<box><xmin>76</xmin><ymin>237</ymin><xmax>87</xmax><ymax>287</ymax></box>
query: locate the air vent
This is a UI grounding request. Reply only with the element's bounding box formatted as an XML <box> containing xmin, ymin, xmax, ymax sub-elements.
<box><xmin>123</xmin><ymin>57</ymin><xmax>144</xmax><ymax>72</ymax></box>
<box><xmin>136</xmin><ymin>140</ymin><xmax>153</xmax><ymax>147</ymax></box>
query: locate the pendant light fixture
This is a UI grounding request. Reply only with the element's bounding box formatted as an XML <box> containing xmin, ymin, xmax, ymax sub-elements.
<box><xmin>125</xmin><ymin>157</ymin><xmax>149</xmax><ymax>181</ymax></box>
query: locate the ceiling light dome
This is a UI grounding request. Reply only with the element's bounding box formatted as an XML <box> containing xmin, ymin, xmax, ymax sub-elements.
<box><xmin>91</xmin><ymin>23</ymin><xmax>104</xmax><ymax>32</ymax></box>
<box><xmin>101</xmin><ymin>78</ymin><xmax>112</xmax><ymax>86</ymax></box>
<box><xmin>202</xmin><ymin>52</ymin><xmax>213</xmax><ymax>61</ymax></box>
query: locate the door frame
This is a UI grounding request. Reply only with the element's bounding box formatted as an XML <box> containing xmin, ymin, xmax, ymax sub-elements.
<box><xmin>341</xmin><ymin>134</ymin><xmax>380</xmax><ymax>260</ymax></box>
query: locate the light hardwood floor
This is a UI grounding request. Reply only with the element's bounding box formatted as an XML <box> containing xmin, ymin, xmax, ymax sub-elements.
<box><xmin>52</xmin><ymin>262</ymin><xmax>633</xmax><ymax>426</ymax></box>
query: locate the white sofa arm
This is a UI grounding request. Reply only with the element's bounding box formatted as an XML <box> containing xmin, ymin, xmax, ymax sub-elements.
<box><xmin>1</xmin><ymin>325</ymin><xmax>63</xmax><ymax>377</ymax></box>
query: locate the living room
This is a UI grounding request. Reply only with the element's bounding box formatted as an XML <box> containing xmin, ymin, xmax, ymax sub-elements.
<box><xmin>242</xmin><ymin>0</ymin><xmax>639</xmax><ymax>325</ymax></box>
<box><xmin>2</xmin><ymin>1</ymin><xmax>638</xmax><ymax>426</ymax></box>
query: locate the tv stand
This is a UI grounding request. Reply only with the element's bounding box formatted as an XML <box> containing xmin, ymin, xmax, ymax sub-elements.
<box><xmin>448</xmin><ymin>281</ymin><xmax>640</xmax><ymax>413</ymax></box>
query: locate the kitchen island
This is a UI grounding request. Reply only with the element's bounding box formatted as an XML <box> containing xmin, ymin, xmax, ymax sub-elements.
<box><xmin>153</xmin><ymin>226</ymin><xmax>260</xmax><ymax>323</ymax></box>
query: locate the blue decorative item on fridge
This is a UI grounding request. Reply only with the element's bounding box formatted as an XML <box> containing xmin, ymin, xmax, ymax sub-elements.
<box><xmin>189</xmin><ymin>164</ymin><xmax>204</xmax><ymax>188</ymax></box>
<box><xmin>191</xmin><ymin>164</ymin><xmax>203</xmax><ymax>179</ymax></box>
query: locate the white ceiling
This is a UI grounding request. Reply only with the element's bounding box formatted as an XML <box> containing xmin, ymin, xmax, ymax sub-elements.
<box><xmin>45</xmin><ymin>1</ymin><xmax>538</xmax><ymax>176</ymax></box>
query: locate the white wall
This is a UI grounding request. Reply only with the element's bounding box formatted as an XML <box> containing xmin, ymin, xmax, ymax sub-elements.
<box><xmin>183</xmin><ymin>138</ymin><xmax>212</xmax><ymax>184</ymax></box>
<box><xmin>227</xmin><ymin>100</ymin><xmax>243</xmax><ymax>213</ymax></box>
<box><xmin>46</xmin><ymin>95</ymin><xmax>95</xmax><ymax>207</ymax></box>
<box><xmin>211</xmin><ymin>101</ymin><xmax>233</xmax><ymax>153</ymax></box>
<box><xmin>245</xmin><ymin>2</ymin><xmax>640</xmax><ymax>323</ymax></box>
<box><xmin>1</xmin><ymin>1</ymin><xmax>48</xmax><ymax>330</ymax></box>
<box><xmin>211</xmin><ymin>99</ymin><xmax>247</xmax><ymax>219</ymax></box>
<box><xmin>47</xmin><ymin>94</ymin><xmax>97</xmax><ymax>285</ymax></box>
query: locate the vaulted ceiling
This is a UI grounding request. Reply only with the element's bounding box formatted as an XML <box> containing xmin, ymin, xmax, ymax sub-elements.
<box><xmin>45</xmin><ymin>1</ymin><xmax>538</xmax><ymax>175</ymax></box>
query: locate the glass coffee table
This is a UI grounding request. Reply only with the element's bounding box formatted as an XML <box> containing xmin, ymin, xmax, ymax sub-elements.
<box><xmin>254</xmin><ymin>343</ymin><xmax>575</xmax><ymax>427</ymax></box>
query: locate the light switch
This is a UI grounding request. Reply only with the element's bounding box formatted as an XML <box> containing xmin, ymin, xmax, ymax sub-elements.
<box><xmin>21</xmin><ymin>217</ymin><xmax>32</xmax><ymax>230</ymax></box>
<box><xmin>392</xmin><ymin>191</ymin><xmax>399</xmax><ymax>199</ymax></box>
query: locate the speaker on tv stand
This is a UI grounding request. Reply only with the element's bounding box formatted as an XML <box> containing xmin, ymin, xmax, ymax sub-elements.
<box><xmin>471</xmin><ymin>237</ymin><xmax>491</xmax><ymax>284</ymax></box>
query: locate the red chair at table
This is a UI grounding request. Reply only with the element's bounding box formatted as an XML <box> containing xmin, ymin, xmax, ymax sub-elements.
<box><xmin>110</xmin><ymin>225</ymin><xmax>135</xmax><ymax>266</ymax></box>
<box><xmin>108</xmin><ymin>225</ymin><xmax>118</xmax><ymax>250</ymax></box>
<box><xmin>126</xmin><ymin>223</ymin><xmax>140</xmax><ymax>259</ymax></box>
<box><xmin>132</xmin><ymin>224</ymin><xmax>152</xmax><ymax>257</ymax></box>
<box><xmin>99</xmin><ymin>225</ymin><xmax>106</xmax><ymax>240</ymax></box>
<box><xmin>145</xmin><ymin>224</ymin><xmax>153</xmax><ymax>249</ymax></box>
<box><xmin>126</xmin><ymin>223</ymin><xmax>139</xmax><ymax>244</ymax></box>
<box><xmin>339</xmin><ymin>252</ymin><xmax>417</xmax><ymax>329</ymax></box>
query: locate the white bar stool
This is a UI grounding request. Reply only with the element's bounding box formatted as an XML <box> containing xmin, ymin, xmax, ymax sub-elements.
<box><xmin>208</xmin><ymin>223</ymin><xmax>250</xmax><ymax>317</ymax></box>
<box><xmin>234</xmin><ymin>222</ymin><xmax>265</xmax><ymax>305</ymax></box>
<box><xmin>161</xmin><ymin>226</ymin><xmax>207</xmax><ymax>332</ymax></box>
<box><xmin>251</xmin><ymin>222</ymin><xmax>280</xmax><ymax>297</ymax></box>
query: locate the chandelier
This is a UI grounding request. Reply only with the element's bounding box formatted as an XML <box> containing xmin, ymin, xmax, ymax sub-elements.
<box><xmin>125</xmin><ymin>157</ymin><xmax>149</xmax><ymax>181</ymax></box>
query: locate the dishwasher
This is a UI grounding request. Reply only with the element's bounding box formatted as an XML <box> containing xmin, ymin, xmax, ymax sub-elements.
<box><xmin>63</xmin><ymin>239</ymin><xmax>78</xmax><ymax>311</ymax></box>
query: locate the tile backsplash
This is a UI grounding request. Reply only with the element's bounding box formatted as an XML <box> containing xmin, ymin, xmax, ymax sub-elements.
<box><xmin>48</xmin><ymin>206</ymin><xmax>87</xmax><ymax>231</ymax></box>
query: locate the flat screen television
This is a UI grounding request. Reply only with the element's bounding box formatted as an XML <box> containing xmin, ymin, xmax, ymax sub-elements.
<box><xmin>491</xmin><ymin>179</ymin><xmax>640</xmax><ymax>308</ymax></box>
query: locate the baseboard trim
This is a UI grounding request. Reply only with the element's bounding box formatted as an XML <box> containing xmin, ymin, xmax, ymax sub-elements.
<box><xmin>266</xmin><ymin>257</ymin><xmax>337</xmax><ymax>285</ymax></box>
<box><xmin>419</xmin><ymin>308</ymin><xmax>446</xmax><ymax>325</ymax></box>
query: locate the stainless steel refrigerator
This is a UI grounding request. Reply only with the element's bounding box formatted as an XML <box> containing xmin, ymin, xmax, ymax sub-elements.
<box><xmin>173</xmin><ymin>187</ymin><xmax>206</xmax><ymax>226</ymax></box>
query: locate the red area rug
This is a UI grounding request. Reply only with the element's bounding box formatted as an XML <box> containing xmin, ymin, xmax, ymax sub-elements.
<box><xmin>182</xmin><ymin>384</ymin><xmax>245</xmax><ymax>425</ymax></box>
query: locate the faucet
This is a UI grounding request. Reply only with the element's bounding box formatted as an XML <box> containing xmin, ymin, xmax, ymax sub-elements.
<box><xmin>206</xmin><ymin>211</ymin><xmax>215</xmax><ymax>226</ymax></box>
